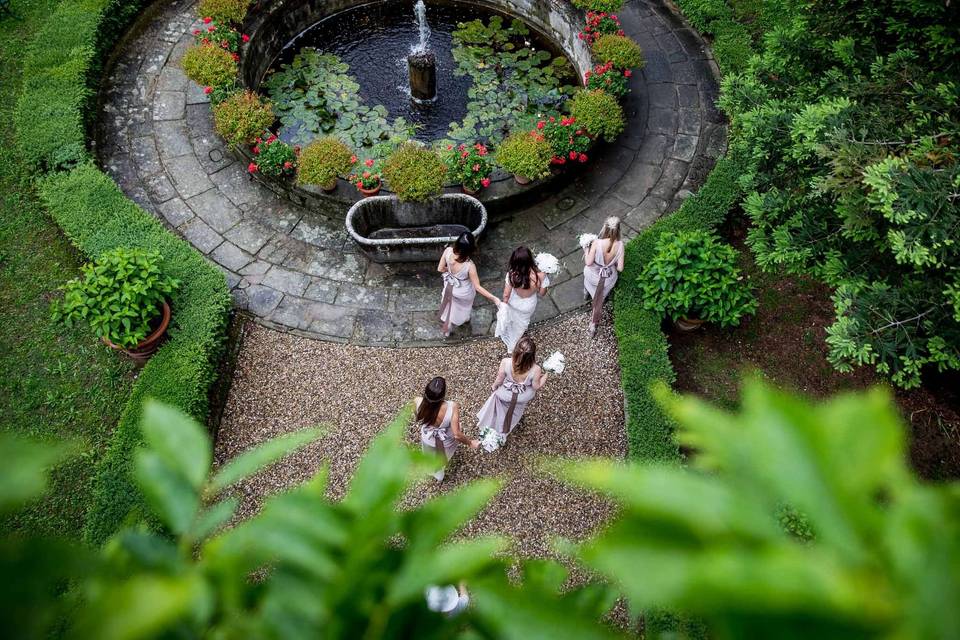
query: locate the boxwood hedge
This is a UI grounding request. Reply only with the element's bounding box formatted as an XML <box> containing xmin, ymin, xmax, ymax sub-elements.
<box><xmin>17</xmin><ymin>0</ymin><xmax>231</xmax><ymax>544</ymax></box>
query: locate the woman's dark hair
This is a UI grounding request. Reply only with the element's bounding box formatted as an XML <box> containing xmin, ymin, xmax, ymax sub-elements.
<box><xmin>452</xmin><ymin>232</ymin><xmax>476</xmax><ymax>262</ymax></box>
<box><xmin>508</xmin><ymin>246</ymin><xmax>536</xmax><ymax>289</ymax></box>
<box><xmin>416</xmin><ymin>376</ymin><xmax>447</xmax><ymax>425</ymax></box>
<box><xmin>512</xmin><ymin>337</ymin><xmax>536</xmax><ymax>375</ymax></box>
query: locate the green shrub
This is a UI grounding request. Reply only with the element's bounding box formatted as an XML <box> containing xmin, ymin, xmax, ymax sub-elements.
<box><xmin>181</xmin><ymin>43</ymin><xmax>238</xmax><ymax>89</ymax></box>
<box><xmin>572</xmin><ymin>0</ymin><xmax>623</xmax><ymax>13</ymax></box>
<box><xmin>639</xmin><ymin>230</ymin><xmax>757</xmax><ymax>327</ymax></box>
<box><xmin>38</xmin><ymin>165</ymin><xmax>231</xmax><ymax>545</ymax></box>
<box><xmin>592</xmin><ymin>34</ymin><xmax>645</xmax><ymax>69</ymax></box>
<box><xmin>211</xmin><ymin>90</ymin><xmax>273</xmax><ymax>147</ymax></box>
<box><xmin>297</xmin><ymin>137</ymin><xmax>354</xmax><ymax>188</ymax></box>
<box><xmin>51</xmin><ymin>248</ymin><xmax>180</xmax><ymax>349</ymax></box>
<box><xmin>585</xmin><ymin>61</ymin><xmax>630</xmax><ymax>99</ymax></box>
<box><xmin>382</xmin><ymin>142</ymin><xmax>447</xmax><ymax>201</ymax></box>
<box><xmin>569</xmin><ymin>89</ymin><xmax>624</xmax><ymax>142</ymax></box>
<box><xmin>494</xmin><ymin>131</ymin><xmax>554</xmax><ymax>181</ymax></box>
<box><xmin>197</xmin><ymin>0</ymin><xmax>249</xmax><ymax>24</ymax></box>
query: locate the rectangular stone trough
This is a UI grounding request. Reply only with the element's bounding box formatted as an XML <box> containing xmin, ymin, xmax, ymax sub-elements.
<box><xmin>346</xmin><ymin>194</ymin><xmax>487</xmax><ymax>263</ymax></box>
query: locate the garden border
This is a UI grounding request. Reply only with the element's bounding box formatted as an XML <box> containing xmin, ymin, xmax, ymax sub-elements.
<box><xmin>614</xmin><ymin>0</ymin><xmax>753</xmax><ymax>463</ymax></box>
<box><xmin>15</xmin><ymin>0</ymin><xmax>232</xmax><ymax>544</ymax></box>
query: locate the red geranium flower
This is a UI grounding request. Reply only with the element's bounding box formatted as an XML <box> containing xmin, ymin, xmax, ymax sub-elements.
<box><xmin>283</xmin><ymin>161</ymin><xmax>293</xmax><ymax>169</ymax></box>
<box><xmin>624</xmin><ymin>69</ymin><xmax>633</xmax><ymax>77</ymax></box>
<box><xmin>203</xmin><ymin>16</ymin><xmax>212</xmax><ymax>23</ymax></box>
<box><xmin>536</xmin><ymin>121</ymin><xmax>545</xmax><ymax>130</ymax></box>
<box><xmin>242</xmin><ymin>34</ymin><xmax>250</xmax><ymax>42</ymax></box>
<box><xmin>472</xmin><ymin>164</ymin><xmax>480</xmax><ymax>172</ymax></box>
<box><xmin>569</xmin><ymin>151</ymin><xmax>577</xmax><ymax>160</ymax></box>
<box><xmin>481</xmin><ymin>178</ymin><xmax>491</xmax><ymax>188</ymax></box>
<box><xmin>192</xmin><ymin>29</ymin><xmax>201</xmax><ymax>35</ymax></box>
<box><xmin>207</xmin><ymin>25</ymin><xmax>215</xmax><ymax>32</ymax></box>
<box><xmin>252</xmin><ymin>146</ymin><xmax>260</xmax><ymax>154</ymax></box>
<box><xmin>579</xmin><ymin>153</ymin><xmax>588</xmax><ymax>162</ymax></box>
<box><xmin>203</xmin><ymin>86</ymin><xmax>212</xmax><ymax>94</ymax></box>
<box><xmin>364</xmin><ymin>158</ymin><xmax>374</xmax><ymax>167</ymax></box>
<box><xmin>232</xmin><ymin>53</ymin><xmax>240</xmax><ymax>61</ymax></box>
<box><xmin>350</xmin><ymin>155</ymin><xmax>358</xmax><ymax>164</ymax></box>
<box><xmin>247</xmin><ymin>162</ymin><xmax>258</xmax><ymax>173</ymax></box>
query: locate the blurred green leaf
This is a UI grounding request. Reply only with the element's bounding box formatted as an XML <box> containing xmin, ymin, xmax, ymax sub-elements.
<box><xmin>134</xmin><ymin>450</ymin><xmax>199</xmax><ymax>535</ymax></box>
<box><xmin>208</xmin><ymin>427</ymin><xmax>323</xmax><ymax>494</ymax></box>
<box><xmin>140</xmin><ymin>400</ymin><xmax>211</xmax><ymax>490</ymax></box>
<box><xmin>0</xmin><ymin>434</ymin><xmax>75</xmax><ymax>514</ymax></box>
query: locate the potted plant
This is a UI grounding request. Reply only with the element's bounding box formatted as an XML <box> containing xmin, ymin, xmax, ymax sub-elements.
<box><xmin>569</xmin><ymin>89</ymin><xmax>625</xmax><ymax>142</ymax></box>
<box><xmin>212</xmin><ymin>90</ymin><xmax>274</xmax><ymax>147</ymax></box>
<box><xmin>572</xmin><ymin>0</ymin><xmax>624</xmax><ymax>12</ymax></box>
<box><xmin>349</xmin><ymin>157</ymin><xmax>383</xmax><ymax>196</ymax></box>
<box><xmin>248</xmin><ymin>133</ymin><xmax>297</xmax><ymax>177</ymax></box>
<box><xmin>638</xmin><ymin>230</ymin><xmax>758</xmax><ymax>331</ymax></box>
<box><xmin>495</xmin><ymin>131</ymin><xmax>554</xmax><ymax>184</ymax></box>
<box><xmin>591</xmin><ymin>34</ymin><xmax>645</xmax><ymax>70</ymax></box>
<box><xmin>51</xmin><ymin>248</ymin><xmax>181</xmax><ymax>365</ymax></box>
<box><xmin>579</xmin><ymin>11</ymin><xmax>624</xmax><ymax>45</ymax></box>
<box><xmin>197</xmin><ymin>0</ymin><xmax>250</xmax><ymax>25</ymax></box>
<box><xmin>443</xmin><ymin>142</ymin><xmax>493</xmax><ymax>194</ymax></box>
<box><xmin>539</xmin><ymin>116</ymin><xmax>591</xmax><ymax>165</ymax></box>
<box><xmin>585</xmin><ymin>61</ymin><xmax>631</xmax><ymax>99</ymax></box>
<box><xmin>382</xmin><ymin>142</ymin><xmax>447</xmax><ymax>201</ymax></box>
<box><xmin>297</xmin><ymin>137</ymin><xmax>354</xmax><ymax>192</ymax></box>
<box><xmin>181</xmin><ymin>42</ymin><xmax>239</xmax><ymax>88</ymax></box>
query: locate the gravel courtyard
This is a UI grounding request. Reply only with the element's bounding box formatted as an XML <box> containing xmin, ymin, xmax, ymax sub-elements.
<box><xmin>216</xmin><ymin>308</ymin><xmax>627</xmax><ymax>557</ymax></box>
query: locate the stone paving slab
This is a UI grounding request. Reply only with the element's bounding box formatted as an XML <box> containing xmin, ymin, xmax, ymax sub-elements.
<box><xmin>95</xmin><ymin>0</ymin><xmax>725</xmax><ymax>346</ymax></box>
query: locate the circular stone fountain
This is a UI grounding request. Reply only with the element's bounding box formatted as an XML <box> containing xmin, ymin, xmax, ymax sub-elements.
<box><xmin>97</xmin><ymin>0</ymin><xmax>727</xmax><ymax>344</ymax></box>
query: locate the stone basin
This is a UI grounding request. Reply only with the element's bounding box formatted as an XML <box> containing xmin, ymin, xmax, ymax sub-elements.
<box><xmin>346</xmin><ymin>194</ymin><xmax>487</xmax><ymax>263</ymax></box>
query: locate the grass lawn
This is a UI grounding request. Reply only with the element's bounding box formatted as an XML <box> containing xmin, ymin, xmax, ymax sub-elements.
<box><xmin>669</xmin><ymin>220</ymin><xmax>960</xmax><ymax>481</ymax></box>
<box><xmin>0</xmin><ymin>0</ymin><xmax>134</xmax><ymax>536</ymax></box>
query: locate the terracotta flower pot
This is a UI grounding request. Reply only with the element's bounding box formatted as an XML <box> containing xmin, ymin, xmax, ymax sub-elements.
<box><xmin>102</xmin><ymin>300</ymin><xmax>172</xmax><ymax>366</ymax></box>
<box><xmin>358</xmin><ymin>180</ymin><xmax>381</xmax><ymax>197</ymax></box>
<box><xmin>462</xmin><ymin>184</ymin><xmax>479</xmax><ymax>195</ymax></box>
<box><xmin>513</xmin><ymin>174</ymin><xmax>531</xmax><ymax>185</ymax></box>
<box><xmin>675</xmin><ymin>316</ymin><xmax>705</xmax><ymax>332</ymax></box>
<box><xmin>321</xmin><ymin>178</ymin><xmax>337</xmax><ymax>193</ymax></box>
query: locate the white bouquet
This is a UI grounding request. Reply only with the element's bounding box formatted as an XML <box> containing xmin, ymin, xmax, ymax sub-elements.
<box><xmin>479</xmin><ymin>426</ymin><xmax>506</xmax><ymax>453</ymax></box>
<box><xmin>534</xmin><ymin>252</ymin><xmax>560</xmax><ymax>275</ymax></box>
<box><xmin>578</xmin><ymin>233</ymin><xmax>598</xmax><ymax>251</ymax></box>
<box><xmin>542</xmin><ymin>351</ymin><xmax>566</xmax><ymax>375</ymax></box>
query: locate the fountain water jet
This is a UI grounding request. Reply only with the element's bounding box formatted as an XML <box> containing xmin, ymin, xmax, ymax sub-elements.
<box><xmin>408</xmin><ymin>0</ymin><xmax>437</xmax><ymax>103</ymax></box>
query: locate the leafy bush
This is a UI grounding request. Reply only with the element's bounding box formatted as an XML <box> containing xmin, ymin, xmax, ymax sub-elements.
<box><xmin>569</xmin><ymin>89</ymin><xmax>624</xmax><ymax>142</ymax></box>
<box><xmin>559</xmin><ymin>379</ymin><xmax>960</xmax><ymax>639</ymax></box>
<box><xmin>495</xmin><ymin>131</ymin><xmax>554</xmax><ymax>181</ymax></box>
<box><xmin>591</xmin><ymin>34</ymin><xmax>645</xmax><ymax>69</ymax></box>
<box><xmin>640</xmin><ymin>230</ymin><xmax>757</xmax><ymax>327</ymax></box>
<box><xmin>382</xmin><ymin>142</ymin><xmax>447</xmax><ymax>201</ymax></box>
<box><xmin>572</xmin><ymin>0</ymin><xmax>623</xmax><ymax>14</ymax></box>
<box><xmin>720</xmin><ymin>6</ymin><xmax>960</xmax><ymax>387</ymax></box>
<box><xmin>585</xmin><ymin>61</ymin><xmax>631</xmax><ymax>99</ymax></box>
<box><xmin>39</xmin><ymin>165</ymin><xmax>231</xmax><ymax>545</ymax></box>
<box><xmin>250</xmin><ymin>134</ymin><xmax>296</xmax><ymax>177</ymax></box>
<box><xmin>51</xmin><ymin>248</ymin><xmax>180</xmax><ymax>349</ymax></box>
<box><xmin>442</xmin><ymin>142</ymin><xmax>494</xmax><ymax>191</ymax></box>
<box><xmin>349</xmin><ymin>157</ymin><xmax>382</xmax><ymax>190</ymax></box>
<box><xmin>197</xmin><ymin>0</ymin><xmax>250</xmax><ymax>24</ymax></box>
<box><xmin>211</xmin><ymin>90</ymin><xmax>273</xmax><ymax>147</ymax></box>
<box><xmin>181</xmin><ymin>43</ymin><xmax>238</xmax><ymax>88</ymax></box>
<box><xmin>297</xmin><ymin>137</ymin><xmax>354</xmax><ymax>188</ymax></box>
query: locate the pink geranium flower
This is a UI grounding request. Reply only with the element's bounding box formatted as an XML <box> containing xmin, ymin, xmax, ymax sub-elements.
<box><xmin>481</xmin><ymin>177</ymin><xmax>491</xmax><ymax>188</ymax></box>
<box><xmin>203</xmin><ymin>86</ymin><xmax>212</xmax><ymax>94</ymax></box>
<box><xmin>247</xmin><ymin>162</ymin><xmax>258</xmax><ymax>173</ymax></box>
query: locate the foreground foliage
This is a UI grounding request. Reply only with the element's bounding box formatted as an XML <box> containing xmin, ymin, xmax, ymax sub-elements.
<box><xmin>557</xmin><ymin>379</ymin><xmax>960</xmax><ymax>639</ymax></box>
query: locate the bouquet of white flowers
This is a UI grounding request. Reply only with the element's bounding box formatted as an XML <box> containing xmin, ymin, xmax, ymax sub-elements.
<box><xmin>479</xmin><ymin>426</ymin><xmax>506</xmax><ymax>453</ymax></box>
<box><xmin>542</xmin><ymin>351</ymin><xmax>566</xmax><ymax>375</ymax></box>
<box><xmin>578</xmin><ymin>233</ymin><xmax>598</xmax><ymax>251</ymax></box>
<box><xmin>534</xmin><ymin>252</ymin><xmax>560</xmax><ymax>275</ymax></box>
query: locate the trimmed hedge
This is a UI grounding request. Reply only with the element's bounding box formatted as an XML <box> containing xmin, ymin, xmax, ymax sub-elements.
<box><xmin>38</xmin><ymin>167</ymin><xmax>231</xmax><ymax>543</ymax></box>
<box><xmin>17</xmin><ymin>0</ymin><xmax>232</xmax><ymax>545</ymax></box>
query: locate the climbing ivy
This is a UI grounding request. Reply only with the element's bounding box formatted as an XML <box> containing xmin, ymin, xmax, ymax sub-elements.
<box><xmin>262</xmin><ymin>49</ymin><xmax>414</xmax><ymax>149</ymax></box>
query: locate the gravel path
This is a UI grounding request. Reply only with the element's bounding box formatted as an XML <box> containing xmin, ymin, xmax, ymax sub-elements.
<box><xmin>216</xmin><ymin>309</ymin><xmax>626</xmax><ymax>557</ymax></box>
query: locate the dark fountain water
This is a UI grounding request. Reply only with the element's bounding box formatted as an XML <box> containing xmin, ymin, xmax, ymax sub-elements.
<box><xmin>269</xmin><ymin>0</ymin><xmax>569</xmax><ymax>142</ymax></box>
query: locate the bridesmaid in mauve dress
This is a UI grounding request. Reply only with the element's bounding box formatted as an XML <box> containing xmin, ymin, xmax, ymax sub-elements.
<box><xmin>476</xmin><ymin>337</ymin><xmax>548</xmax><ymax>440</ymax></box>
<box><xmin>583</xmin><ymin>217</ymin><xmax>625</xmax><ymax>335</ymax></box>
<box><xmin>437</xmin><ymin>232</ymin><xmax>500</xmax><ymax>337</ymax></box>
<box><xmin>415</xmin><ymin>377</ymin><xmax>479</xmax><ymax>481</ymax></box>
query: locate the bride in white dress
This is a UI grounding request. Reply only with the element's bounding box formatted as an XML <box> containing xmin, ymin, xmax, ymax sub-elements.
<box><xmin>495</xmin><ymin>246</ymin><xmax>549</xmax><ymax>353</ymax></box>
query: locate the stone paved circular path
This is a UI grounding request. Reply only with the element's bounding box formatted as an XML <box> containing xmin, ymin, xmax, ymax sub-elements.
<box><xmin>97</xmin><ymin>0</ymin><xmax>725</xmax><ymax>345</ymax></box>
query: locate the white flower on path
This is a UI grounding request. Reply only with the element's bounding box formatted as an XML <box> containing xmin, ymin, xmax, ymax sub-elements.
<box><xmin>543</xmin><ymin>351</ymin><xmax>565</xmax><ymax>375</ymax></box>
<box><xmin>479</xmin><ymin>427</ymin><xmax>505</xmax><ymax>453</ymax></box>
